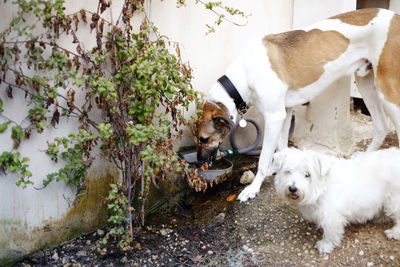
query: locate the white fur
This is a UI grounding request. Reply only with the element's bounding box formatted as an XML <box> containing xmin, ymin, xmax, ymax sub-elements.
<box><xmin>207</xmin><ymin>8</ymin><xmax>400</xmax><ymax>202</ymax></box>
<box><xmin>273</xmin><ymin>147</ymin><xmax>400</xmax><ymax>253</ymax></box>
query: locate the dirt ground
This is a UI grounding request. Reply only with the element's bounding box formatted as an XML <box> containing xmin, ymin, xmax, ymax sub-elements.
<box><xmin>13</xmin><ymin>113</ymin><xmax>400</xmax><ymax>267</ymax></box>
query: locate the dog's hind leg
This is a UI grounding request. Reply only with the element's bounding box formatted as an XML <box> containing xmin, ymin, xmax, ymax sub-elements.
<box><xmin>382</xmin><ymin>100</ymin><xmax>400</xmax><ymax>147</ymax></box>
<box><xmin>277</xmin><ymin>107</ymin><xmax>293</xmax><ymax>151</ymax></box>
<box><xmin>355</xmin><ymin>71</ymin><xmax>389</xmax><ymax>151</ymax></box>
<box><xmin>384</xmin><ymin>196</ymin><xmax>400</xmax><ymax>240</ymax></box>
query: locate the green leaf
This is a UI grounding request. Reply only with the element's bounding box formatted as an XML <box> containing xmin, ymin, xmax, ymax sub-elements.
<box><xmin>11</xmin><ymin>125</ymin><xmax>23</xmax><ymax>140</ymax></box>
<box><xmin>0</xmin><ymin>121</ymin><xmax>11</xmax><ymax>133</ymax></box>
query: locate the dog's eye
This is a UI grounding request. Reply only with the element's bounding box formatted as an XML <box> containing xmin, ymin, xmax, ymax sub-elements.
<box><xmin>284</xmin><ymin>170</ymin><xmax>291</xmax><ymax>175</ymax></box>
<box><xmin>199</xmin><ymin>137</ymin><xmax>209</xmax><ymax>144</ymax></box>
<box><xmin>305</xmin><ymin>172</ymin><xmax>311</xmax><ymax>178</ymax></box>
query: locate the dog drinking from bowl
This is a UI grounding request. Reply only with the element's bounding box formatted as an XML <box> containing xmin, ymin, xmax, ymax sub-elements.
<box><xmin>272</xmin><ymin>147</ymin><xmax>400</xmax><ymax>254</ymax></box>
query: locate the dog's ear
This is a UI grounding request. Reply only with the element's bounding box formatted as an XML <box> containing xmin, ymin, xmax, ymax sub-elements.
<box><xmin>315</xmin><ymin>155</ymin><xmax>332</xmax><ymax>177</ymax></box>
<box><xmin>212</xmin><ymin>116</ymin><xmax>233</xmax><ymax>134</ymax></box>
<box><xmin>270</xmin><ymin>150</ymin><xmax>286</xmax><ymax>175</ymax></box>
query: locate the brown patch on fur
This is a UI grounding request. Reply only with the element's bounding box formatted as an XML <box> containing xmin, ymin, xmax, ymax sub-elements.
<box><xmin>196</xmin><ymin>102</ymin><xmax>232</xmax><ymax>146</ymax></box>
<box><xmin>376</xmin><ymin>14</ymin><xmax>400</xmax><ymax>107</ymax></box>
<box><xmin>263</xmin><ymin>29</ymin><xmax>349</xmax><ymax>89</ymax></box>
<box><xmin>330</xmin><ymin>8</ymin><xmax>379</xmax><ymax>26</ymax></box>
<box><xmin>200</xmin><ymin>102</ymin><xmax>229</xmax><ymax>121</ymax></box>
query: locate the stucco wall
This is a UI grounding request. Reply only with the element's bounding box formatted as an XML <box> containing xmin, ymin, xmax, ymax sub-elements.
<box><xmin>0</xmin><ymin>0</ymin><xmax>120</xmax><ymax>264</ymax></box>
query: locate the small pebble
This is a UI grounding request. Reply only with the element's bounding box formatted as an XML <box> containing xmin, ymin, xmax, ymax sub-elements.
<box><xmin>51</xmin><ymin>252</ymin><xmax>59</xmax><ymax>261</ymax></box>
<box><xmin>76</xmin><ymin>250</ymin><xmax>87</xmax><ymax>257</ymax></box>
<box><xmin>160</xmin><ymin>229</ymin><xmax>173</xmax><ymax>236</ymax></box>
<box><xmin>97</xmin><ymin>229</ymin><xmax>104</xmax><ymax>236</ymax></box>
<box><xmin>390</xmin><ymin>256</ymin><xmax>395</xmax><ymax>260</ymax></box>
<box><xmin>207</xmin><ymin>250</ymin><xmax>213</xmax><ymax>255</ymax></box>
<box><xmin>240</xmin><ymin>170</ymin><xmax>255</xmax><ymax>184</ymax></box>
<box><xmin>359</xmin><ymin>250</ymin><xmax>364</xmax><ymax>256</ymax></box>
<box><xmin>367</xmin><ymin>262</ymin><xmax>374</xmax><ymax>267</ymax></box>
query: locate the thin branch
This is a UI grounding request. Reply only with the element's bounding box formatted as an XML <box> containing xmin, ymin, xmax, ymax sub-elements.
<box><xmin>114</xmin><ymin>0</ymin><xmax>129</xmax><ymax>28</ymax></box>
<box><xmin>68</xmin><ymin>9</ymin><xmax>112</xmax><ymax>25</ymax></box>
<box><xmin>3</xmin><ymin>40</ymin><xmax>82</xmax><ymax>59</ymax></box>
<box><xmin>3</xmin><ymin>67</ymin><xmax>101</xmax><ymax>131</ymax></box>
<box><xmin>0</xmin><ymin>113</ymin><xmax>20</xmax><ymax>126</ymax></box>
<box><xmin>196</xmin><ymin>0</ymin><xmax>249</xmax><ymax>27</ymax></box>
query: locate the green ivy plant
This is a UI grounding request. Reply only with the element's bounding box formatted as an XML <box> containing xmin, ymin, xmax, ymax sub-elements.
<box><xmin>0</xmin><ymin>0</ymin><xmax>246</xmax><ymax>249</ymax></box>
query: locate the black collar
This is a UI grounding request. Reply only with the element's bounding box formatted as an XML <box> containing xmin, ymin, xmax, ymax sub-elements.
<box><xmin>217</xmin><ymin>75</ymin><xmax>248</xmax><ymax>115</ymax></box>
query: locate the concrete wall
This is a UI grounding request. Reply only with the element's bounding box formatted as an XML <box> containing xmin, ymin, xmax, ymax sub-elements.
<box><xmin>0</xmin><ymin>1</ymin><xmax>121</xmax><ymax>264</ymax></box>
<box><xmin>390</xmin><ymin>0</ymin><xmax>400</xmax><ymax>13</ymax></box>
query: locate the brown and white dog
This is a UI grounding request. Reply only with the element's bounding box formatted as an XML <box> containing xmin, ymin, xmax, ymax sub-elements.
<box><xmin>194</xmin><ymin>8</ymin><xmax>400</xmax><ymax>202</ymax></box>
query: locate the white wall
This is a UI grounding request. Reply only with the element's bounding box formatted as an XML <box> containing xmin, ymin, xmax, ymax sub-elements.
<box><xmin>0</xmin><ymin>0</ymin><xmax>118</xmax><ymax>262</ymax></box>
<box><xmin>293</xmin><ymin>0</ymin><xmax>356</xmax><ymax>28</ymax></box>
<box><xmin>390</xmin><ymin>0</ymin><xmax>400</xmax><ymax>13</ymax></box>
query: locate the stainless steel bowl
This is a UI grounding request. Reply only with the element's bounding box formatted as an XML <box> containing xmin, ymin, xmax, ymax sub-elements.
<box><xmin>178</xmin><ymin>150</ymin><xmax>233</xmax><ymax>181</ymax></box>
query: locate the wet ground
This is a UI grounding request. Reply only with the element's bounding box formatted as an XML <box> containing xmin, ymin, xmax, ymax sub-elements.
<box><xmin>13</xmin><ymin>154</ymin><xmax>259</xmax><ymax>267</ymax></box>
<box><xmin>13</xmin><ymin>114</ymin><xmax>400</xmax><ymax>267</ymax></box>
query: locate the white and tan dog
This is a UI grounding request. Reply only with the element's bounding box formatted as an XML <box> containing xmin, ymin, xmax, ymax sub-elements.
<box><xmin>194</xmin><ymin>8</ymin><xmax>400</xmax><ymax>202</ymax></box>
<box><xmin>273</xmin><ymin>147</ymin><xmax>400</xmax><ymax>254</ymax></box>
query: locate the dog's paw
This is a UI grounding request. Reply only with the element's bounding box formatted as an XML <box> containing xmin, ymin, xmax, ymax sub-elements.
<box><xmin>237</xmin><ymin>185</ymin><xmax>260</xmax><ymax>202</ymax></box>
<box><xmin>385</xmin><ymin>228</ymin><xmax>400</xmax><ymax>240</ymax></box>
<box><xmin>315</xmin><ymin>240</ymin><xmax>335</xmax><ymax>254</ymax></box>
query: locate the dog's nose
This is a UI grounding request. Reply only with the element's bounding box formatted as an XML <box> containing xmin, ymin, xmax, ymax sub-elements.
<box><xmin>289</xmin><ymin>185</ymin><xmax>297</xmax><ymax>193</ymax></box>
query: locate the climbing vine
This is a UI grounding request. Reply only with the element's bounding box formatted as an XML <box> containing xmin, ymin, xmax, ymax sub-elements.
<box><xmin>0</xmin><ymin>0</ymin><xmax>246</xmax><ymax>249</ymax></box>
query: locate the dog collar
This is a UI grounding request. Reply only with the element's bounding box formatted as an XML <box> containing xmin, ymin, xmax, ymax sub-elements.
<box><xmin>217</xmin><ymin>75</ymin><xmax>248</xmax><ymax>115</ymax></box>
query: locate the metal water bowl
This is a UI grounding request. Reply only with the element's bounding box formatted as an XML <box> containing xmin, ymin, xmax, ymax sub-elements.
<box><xmin>177</xmin><ymin>150</ymin><xmax>233</xmax><ymax>181</ymax></box>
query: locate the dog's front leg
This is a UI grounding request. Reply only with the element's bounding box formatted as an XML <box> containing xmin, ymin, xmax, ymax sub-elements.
<box><xmin>238</xmin><ymin>110</ymin><xmax>286</xmax><ymax>202</ymax></box>
<box><xmin>315</xmin><ymin>217</ymin><xmax>345</xmax><ymax>254</ymax></box>
<box><xmin>277</xmin><ymin>107</ymin><xmax>293</xmax><ymax>151</ymax></box>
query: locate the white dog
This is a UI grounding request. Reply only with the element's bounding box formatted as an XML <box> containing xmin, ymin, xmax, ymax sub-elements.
<box><xmin>193</xmin><ymin>8</ymin><xmax>400</xmax><ymax>202</ymax></box>
<box><xmin>273</xmin><ymin>147</ymin><xmax>400</xmax><ymax>253</ymax></box>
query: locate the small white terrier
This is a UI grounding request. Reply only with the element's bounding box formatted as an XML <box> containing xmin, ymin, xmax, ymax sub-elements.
<box><xmin>273</xmin><ymin>147</ymin><xmax>400</xmax><ymax>254</ymax></box>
